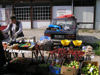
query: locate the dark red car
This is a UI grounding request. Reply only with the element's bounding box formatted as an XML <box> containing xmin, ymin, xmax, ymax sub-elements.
<box><xmin>0</xmin><ymin>25</ymin><xmax>8</xmax><ymax>38</ymax></box>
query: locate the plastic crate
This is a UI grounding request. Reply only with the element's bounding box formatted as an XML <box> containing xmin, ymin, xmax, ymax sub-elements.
<box><xmin>49</xmin><ymin>65</ymin><xmax>61</xmax><ymax>74</ymax></box>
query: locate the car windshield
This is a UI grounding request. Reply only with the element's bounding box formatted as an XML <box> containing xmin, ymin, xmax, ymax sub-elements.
<box><xmin>51</xmin><ymin>19</ymin><xmax>76</xmax><ymax>29</ymax></box>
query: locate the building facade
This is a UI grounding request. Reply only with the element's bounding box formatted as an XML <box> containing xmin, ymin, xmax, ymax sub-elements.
<box><xmin>0</xmin><ymin>0</ymin><xmax>100</xmax><ymax>30</ymax></box>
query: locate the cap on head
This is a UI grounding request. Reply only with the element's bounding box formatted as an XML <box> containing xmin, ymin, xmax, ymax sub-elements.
<box><xmin>10</xmin><ymin>14</ymin><xmax>16</xmax><ymax>19</ymax></box>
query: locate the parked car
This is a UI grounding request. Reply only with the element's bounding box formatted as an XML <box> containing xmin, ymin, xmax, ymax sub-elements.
<box><xmin>0</xmin><ymin>25</ymin><xmax>8</xmax><ymax>38</ymax></box>
<box><xmin>44</xmin><ymin>17</ymin><xmax>79</xmax><ymax>42</ymax></box>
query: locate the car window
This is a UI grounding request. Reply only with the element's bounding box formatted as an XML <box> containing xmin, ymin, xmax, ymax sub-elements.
<box><xmin>52</xmin><ymin>19</ymin><xmax>76</xmax><ymax>29</ymax></box>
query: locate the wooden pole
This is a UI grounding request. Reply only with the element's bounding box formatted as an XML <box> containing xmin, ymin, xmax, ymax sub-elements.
<box><xmin>72</xmin><ymin>0</ymin><xmax>74</xmax><ymax>14</ymax></box>
<box><xmin>50</xmin><ymin>0</ymin><xmax>52</xmax><ymax>21</ymax></box>
<box><xmin>93</xmin><ymin>0</ymin><xmax>96</xmax><ymax>30</ymax></box>
<box><xmin>30</xmin><ymin>0</ymin><xmax>33</xmax><ymax>29</ymax></box>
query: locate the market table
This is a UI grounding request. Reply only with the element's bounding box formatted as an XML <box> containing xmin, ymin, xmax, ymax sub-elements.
<box><xmin>5</xmin><ymin>46</ymin><xmax>38</xmax><ymax>62</ymax></box>
<box><xmin>3</xmin><ymin>36</ymin><xmax>38</xmax><ymax>62</ymax></box>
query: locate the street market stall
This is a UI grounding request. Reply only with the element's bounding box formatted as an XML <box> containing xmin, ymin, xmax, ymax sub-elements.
<box><xmin>2</xmin><ymin>36</ymin><xmax>99</xmax><ymax>75</ymax></box>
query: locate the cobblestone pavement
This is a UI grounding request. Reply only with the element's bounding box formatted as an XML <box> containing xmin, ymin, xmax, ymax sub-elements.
<box><xmin>23</xmin><ymin>27</ymin><xmax>100</xmax><ymax>43</ymax></box>
<box><xmin>3</xmin><ymin>27</ymin><xmax>100</xmax><ymax>43</ymax></box>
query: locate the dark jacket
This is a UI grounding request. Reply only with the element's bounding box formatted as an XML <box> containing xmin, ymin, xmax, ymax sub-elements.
<box><xmin>0</xmin><ymin>30</ymin><xmax>6</xmax><ymax>68</ymax></box>
<box><xmin>10</xmin><ymin>21</ymin><xmax>24</xmax><ymax>38</ymax></box>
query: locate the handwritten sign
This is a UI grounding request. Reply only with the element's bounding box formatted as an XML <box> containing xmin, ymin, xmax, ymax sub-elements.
<box><xmin>57</xmin><ymin>9</ymin><xmax>67</xmax><ymax>17</ymax></box>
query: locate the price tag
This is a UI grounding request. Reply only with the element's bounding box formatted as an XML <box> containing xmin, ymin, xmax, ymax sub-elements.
<box><xmin>91</xmin><ymin>55</ymin><xmax>94</xmax><ymax>58</ymax></box>
<box><xmin>89</xmin><ymin>67</ymin><xmax>94</xmax><ymax>72</ymax></box>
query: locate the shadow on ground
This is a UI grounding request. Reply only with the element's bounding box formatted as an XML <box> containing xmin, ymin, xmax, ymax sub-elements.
<box><xmin>78</xmin><ymin>35</ymin><xmax>100</xmax><ymax>43</ymax></box>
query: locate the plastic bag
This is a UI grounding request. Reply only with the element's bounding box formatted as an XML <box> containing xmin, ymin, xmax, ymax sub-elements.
<box><xmin>37</xmin><ymin>36</ymin><xmax>52</xmax><ymax>45</ymax></box>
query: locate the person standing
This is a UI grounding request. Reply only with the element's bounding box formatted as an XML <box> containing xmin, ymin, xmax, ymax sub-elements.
<box><xmin>0</xmin><ymin>30</ymin><xmax>6</xmax><ymax>75</ymax></box>
<box><xmin>3</xmin><ymin>14</ymin><xmax>24</xmax><ymax>40</ymax></box>
<box><xmin>3</xmin><ymin>14</ymin><xmax>24</xmax><ymax>57</ymax></box>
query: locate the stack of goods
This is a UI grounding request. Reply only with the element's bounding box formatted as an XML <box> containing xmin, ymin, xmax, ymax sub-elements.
<box><xmin>28</xmin><ymin>42</ymin><xmax>35</xmax><ymax>51</ymax></box>
<box><xmin>61</xmin><ymin>61</ymin><xmax>80</xmax><ymax>75</ymax></box>
<box><xmin>63</xmin><ymin>61</ymin><xmax>79</xmax><ymax>69</ymax></box>
<box><xmin>12</xmin><ymin>44</ymin><xmax>19</xmax><ymax>49</ymax></box>
<box><xmin>18</xmin><ymin>43</ymin><xmax>31</xmax><ymax>50</ymax></box>
<box><xmin>81</xmin><ymin>61</ymin><xmax>99</xmax><ymax>75</ymax></box>
<box><xmin>85</xmin><ymin>46</ymin><xmax>95</xmax><ymax>56</ymax></box>
<box><xmin>11</xmin><ymin>42</ymin><xmax>35</xmax><ymax>50</ymax></box>
<box><xmin>69</xmin><ymin>50</ymin><xmax>85</xmax><ymax>61</ymax></box>
<box><xmin>37</xmin><ymin>36</ymin><xmax>53</xmax><ymax>51</ymax></box>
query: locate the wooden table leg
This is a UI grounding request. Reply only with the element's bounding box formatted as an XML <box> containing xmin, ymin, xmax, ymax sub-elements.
<box><xmin>33</xmin><ymin>52</ymin><xmax>38</xmax><ymax>62</ymax></box>
<box><xmin>8</xmin><ymin>52</ymin><xmax>12</xmax><ymax>60</ymax></box>
<box><xmin>46</xmin><ymin>53</ymin><xmax>50</xmax><ymax>63</ymax></box>
<box><xmin>13</xmin><ymin>52</ymin><xmax>15</xmax><ymax>58</ymax></box>
<box><xmin>88</xmin><ymin>55</ymin><xmax>91</xmax><ymax>61</ymax></box>
<box><xmin>36</xmin><ymin>50</ymin><xmax>38</xmax><ymax>61</ymax></box>
<box><xmin>15</xmin><ymin>53</ymin><xmax>18</xmax><ymax>57</ymax></box>
<box><xmin>39</xmin><ymin>50</ymin><xmax>44</xmax><ymax>61</ymax></box>
<box><xmin>22</xmin><ymin>53</ymin><xmax>25</xmax><ymax>58</ymax></box>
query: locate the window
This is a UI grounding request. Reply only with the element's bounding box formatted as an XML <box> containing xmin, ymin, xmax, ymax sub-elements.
<box><xmin>15</xmin><ymin>7</ymin><xmax>31</xmax><ymax>20</ymax></box>
<box><xmin>33</xmin><ymin>6</ymin><xmax>50</xmax><ymax>20</ymax></box>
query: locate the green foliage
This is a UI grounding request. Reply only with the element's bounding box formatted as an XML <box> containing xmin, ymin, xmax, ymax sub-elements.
<box><xmin>54</xmin><ymin>64</ymin><xmax>61</xmax><ymax>68</ymax></box>
<box><xmin>94</xmin><ymin>50</ymin><xmax>100</xmax><ymax>56</ymax></box>
<box><xmin>81</xmin><ymin>30</ymin><xmax>89</xmax><ymax>32</ymax></box>
<box><xmin>39</xmin><ymin>63</ymin><xmax>50</xmax><ymax>67</ymax></box>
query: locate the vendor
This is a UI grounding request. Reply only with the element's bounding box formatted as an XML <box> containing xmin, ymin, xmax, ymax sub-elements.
<box><xmin>0</xmin><ymin>30</ymin><xmax>6</xmax><ymax>74</ymax></box>
<box><xmin>3</xmin><ymin>14</ymin><xmax>24</xmax><ymax>40</ymax></box>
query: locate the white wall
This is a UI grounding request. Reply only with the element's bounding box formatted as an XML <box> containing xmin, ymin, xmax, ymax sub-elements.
<box><xmin>52</xmin><ymin>6</ymin><xmax>72</xmax><ymax>18</ymax></box>
<box><xmin>0</xmin><ymin>22</ymin><xmax>6</xmax><ymax>25</ymax></box>
<box><xmin>74</xmin><ymin>7</ymin><xmax>94</xmax><ymax>28</ymax></box>
<box><xmin>78</xmin><ymin>24</ymin><xmax>93</xmax><ymax>28</ymax></box>
<box><xmin>33</xmin><ymin>20</ymin><xmax>50</xmax><ymax>28</ymax></box>
<box><xmin>21</xmin><ymin>21</ymin><xmax>31</xmax><ymax>29</ymax></box>
<box><xmin>95</xmin><ymin>0</ymin><xmax>100</xmax><ymax>30</ymax></box>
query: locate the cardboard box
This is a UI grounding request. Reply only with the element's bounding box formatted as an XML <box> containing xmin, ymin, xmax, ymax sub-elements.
<box><xmin>81</xmin><ymin>61</ymin><xmax>99</xmax><ymax>75</ymax></box>
<box><xmin>85</xmin><ymin>52</ymin><xmax>95</xmax><ymax>56</ymax></box>
<box><xmin>61</xmin><ymin>64</ymin><xmax>80</xmax><ymax>75</ymax></box>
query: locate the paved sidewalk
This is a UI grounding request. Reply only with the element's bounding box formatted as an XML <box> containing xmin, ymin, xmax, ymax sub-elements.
<box><xmin>3</xmin><ymin>27</ymin><xmax>100</xmax><ymax>43</ymax></box>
